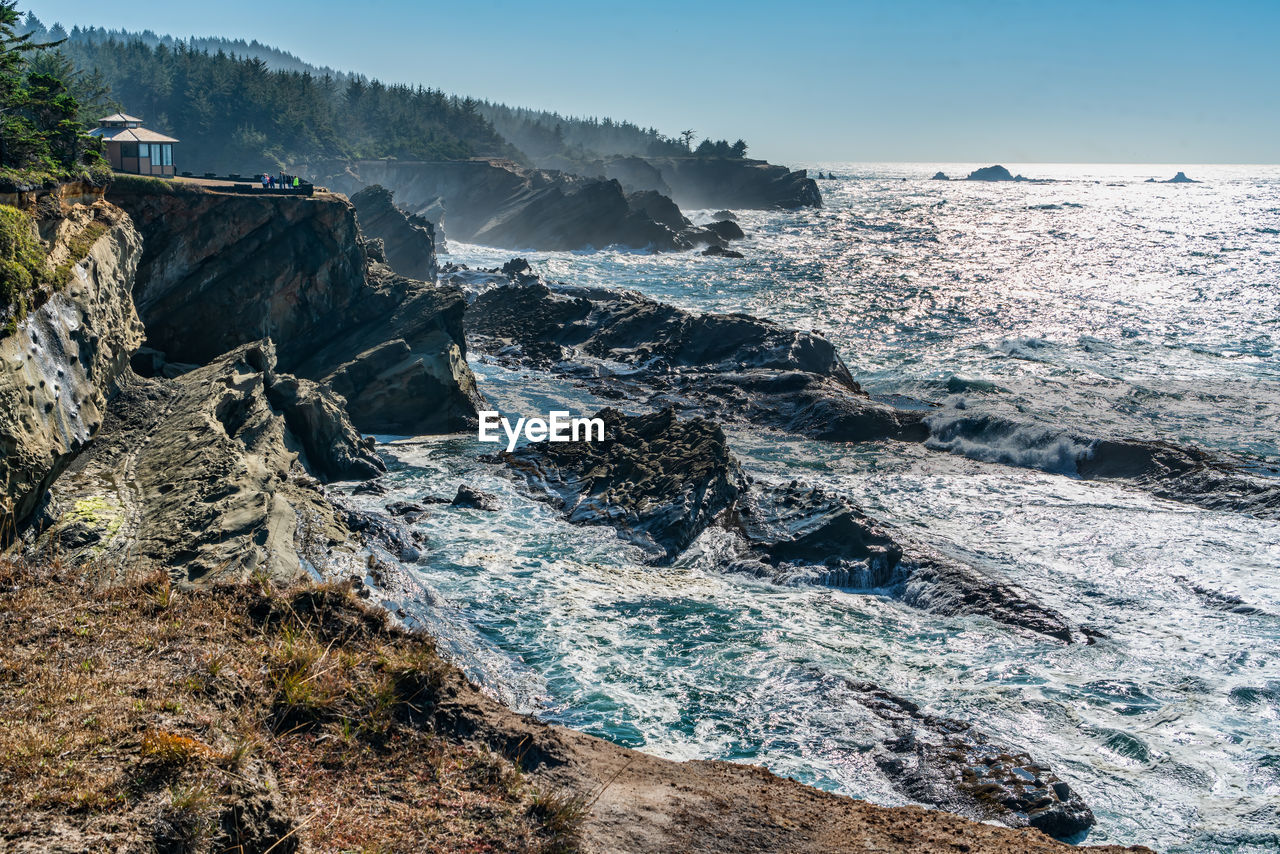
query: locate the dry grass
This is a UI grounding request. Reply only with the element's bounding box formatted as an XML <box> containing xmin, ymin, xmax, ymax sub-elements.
<box><xmin>0</xmin><ymin>558</ymin><xmax>580</xmax><ymax>853</ymax></box>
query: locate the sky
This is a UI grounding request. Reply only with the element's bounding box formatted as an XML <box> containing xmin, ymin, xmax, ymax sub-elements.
<box><xmin>24</xmin><ymin>0</ymin><xmax>1280</xmax><ymax>164</ymax></box>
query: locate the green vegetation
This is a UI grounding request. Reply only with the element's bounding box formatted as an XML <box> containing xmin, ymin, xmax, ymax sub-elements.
<box><xmin>695</xmin><ymin>137</ymin><xmax>749</xmax><ymax>159</ymax></box>
<box><xmin>478</xmin><ymin>102</ymin><xmax>692</xmax><ymax>163</ymax></box>
<box><xmin>0</xmin><ymin>2</ymin><xmax>105</xmax><ymax>191</ymax></box>
<box><xmin>19</xmin><ymin>13</ymin><xmax>755</xmax><ymax>175</ymax></box>
<box><xmin>21</xmin><ymin>13</ymin><xmax>520</xmax><ymax>174</ymax></box>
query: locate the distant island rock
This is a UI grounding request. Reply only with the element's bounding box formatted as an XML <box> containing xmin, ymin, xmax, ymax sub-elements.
<box><xmin>965</xmin><ymin>165</ymin><xmax>1026</xmax><ymax>182</ymax></box>
<box><xmin>1146</xmin><ymin>171</ymin><xmax>1200</xmax><ymax>184</ymax></box>
<box><xmin>931</xmin><ymin>171</ymin><xmax>949</xmax><ymax>180</ymax></box>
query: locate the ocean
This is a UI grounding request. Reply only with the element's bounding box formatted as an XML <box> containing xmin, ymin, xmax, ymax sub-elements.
<box><xmin>345</xmin><ymin>163</ymin><xmax>1280</xmax><ymax>852</ymax></box>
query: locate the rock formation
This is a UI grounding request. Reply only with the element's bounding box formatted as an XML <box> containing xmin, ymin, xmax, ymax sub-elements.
<box><xmin>505</xmin><ymin>407</ymin><xmax>742</xmax><ymax>562</ymax></box>
<box><xmin>350</xmin><ymin>184</ymin><xmax>438</xmax><ymax>281</ymax></box>
<box><xmin>616</xmin><ymin>156</ymin><xmax>822</xmax><ymax>210</ymax></box>
<box><xmin>0</xmin><ymin>198</ymin><xmax>143</xmax><ymax>529</ymax></box>
<box><xmin>849</xmin><ymin>681</ymin><xmax>1095</xmax><ymax>839</ymax></box>
<box><xmin>327</xmin><ymin>159</ymin><xmax>730</xmax><ymax>252</ymax></box>
<box><xmin>108</xmin><ymin>182</ymin><xmax>483</xmax><ymax>435</ymax></box>
<box><xmin>932</xmin><ymin>171</ymin><xmax>949</xmax><ymax>180</ymax></box>
<box><xmin>465</xmin><ymin>278</ymin><xmax>925</xmax><ymax>443</ymax></box>
<box><xmin>27</xmin><ymin>341</ymin><xmax>381</xmax><ymax>583</ymax></box>
<box><xmin>503</xmin><ymin>407</ymin><xmax>1072</xmax><ymax>642</ymax></box>
<box><xmin>966</xmin><ymin>165</ymin><xmax>1024</xmax><ymax>182</ymax></box>
<box><xmin>1146</xmin><ymin>171</ymin><xmax>1199</xmax><ymax>183</ymax></box>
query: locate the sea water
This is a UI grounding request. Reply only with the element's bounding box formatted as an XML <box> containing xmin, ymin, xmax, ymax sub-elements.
<box><xmin>347</xmin><ymin>164</ymin><xmax>1280</xmax><ymax>852</ymax></box>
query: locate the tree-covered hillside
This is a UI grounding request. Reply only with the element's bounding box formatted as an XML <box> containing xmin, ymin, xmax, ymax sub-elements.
<box><xmin>476</xmin><ymin>102</ymin><xmax>690</xmax><ymax>163</ymax></box>
<box><xmin>18</xmin><ymin>14</ymin><xmax>519</xmax><ymax>174</ymax></box>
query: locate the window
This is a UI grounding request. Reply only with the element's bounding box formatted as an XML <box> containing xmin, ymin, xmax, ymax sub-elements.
<box><xmin>162</xmin><ymin>145</ymin><xmax>173</xmax><ymax>166</ymax></box>
<box><xmin>121</xmin><ymin>142</ymin><xmax>138</xmax><ymax>158</ymax></box>
<box><xmin>140</xmin><ymin>144</ymin><xmax>152</xmax><ymax>161</ymax></box>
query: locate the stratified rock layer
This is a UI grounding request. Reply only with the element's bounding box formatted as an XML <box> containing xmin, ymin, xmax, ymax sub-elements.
<box><xmin>29</xmin><ymin>342</ymin><xmax>381</xmax><ymax>583</ymax></box>
<box><xmin>110</xmin><ymin>184</ymin><xmax>483</xmax><ymax>435</ymax></box>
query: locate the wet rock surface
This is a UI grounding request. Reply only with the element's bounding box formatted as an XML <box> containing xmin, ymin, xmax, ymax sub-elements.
<box><xmin>502</xmin><ymin>408</ymin><xmax>1071</xmax><ymax>640</ymax></box>
<box><xmin>503</xmin><ymin>407</ymin><xmax>742</xmax><ymax>563</ymax></box>
<box><xmin>466</xmin><ymin>279</ymin><xmax>924</xmax><ymax>443</ymax></box>
<box><xmin>452</xmin><ymin>484</ymin><xmax>500</xmax><ymax>511</ymax></box>
<box><xmin>849</xmin><ymin>682</ymin><xmax>1096</xmax><ymax>840</ymax></box>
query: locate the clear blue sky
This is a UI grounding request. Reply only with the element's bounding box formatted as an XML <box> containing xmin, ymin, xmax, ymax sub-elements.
<box><xmin>25</xmin><ymin>0</ymin><xmax>1280</xmax><ymax>164</ymax></box>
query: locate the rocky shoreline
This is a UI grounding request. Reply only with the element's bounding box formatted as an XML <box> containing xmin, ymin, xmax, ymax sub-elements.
<box><xmin>0</xmin><ymin>179</ymin><xmax>1167</xmax><ymax>852</ymax></box>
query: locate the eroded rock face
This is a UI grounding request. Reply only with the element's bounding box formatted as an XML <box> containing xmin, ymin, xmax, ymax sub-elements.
<box><xmin>504</xmin><ymin>407</ymin><xmax>742</xmax><ymax>563</ymax></box>
<box><xmin>350</xmin><ymin>184</ymin><xmax>438</xmax><ymax>281</ymax></box>
<box><xmin>850</xmin><ymin>682</ymin><xmax>1095</xmax><ymax>840</ymax></box>
<box><xmin>0</xmin><ymin>201</ymin><xmax>143</xmax><ymax>529</ymax></box>
<box><xmin>28</xmin><ymin>342</ymin><xmax>381</xmax><ymax>583</ymax></box>
<box><xmin>109</xmin><ymin>185</ymin><xmax>483</xmax><ymax>435</ymax></box>
<box><xmin>465</xmin><ymin>279</ymin><xmax>924</xmax><ymax>443</ymax></box>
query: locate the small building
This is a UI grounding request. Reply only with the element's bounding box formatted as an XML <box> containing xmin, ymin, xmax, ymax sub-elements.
<box><xmin>87</xmin><ymin>113</ymin><xmax>179</xmax><ymax>177</ymax></box>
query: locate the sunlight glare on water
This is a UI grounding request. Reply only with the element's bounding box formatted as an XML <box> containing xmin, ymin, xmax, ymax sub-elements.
<box><xmin>358</xmin><ymin>164</ymin><xmax>1280</xmax><ymax>853</ymax></box>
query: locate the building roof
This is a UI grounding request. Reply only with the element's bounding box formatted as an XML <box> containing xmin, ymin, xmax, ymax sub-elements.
<box><xmin>88</xmin><ymin>126</ymin><xmax>180</xmax><ymax>143</ymax></box>
<box><xmin>98</xmin><ymin>112</ymin><xmax>144</xmax><ymax>124</ymax></box>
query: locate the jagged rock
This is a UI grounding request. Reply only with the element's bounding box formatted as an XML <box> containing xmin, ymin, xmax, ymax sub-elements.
<box><xmin>263</xmin><ymin>372</ymin><xmax>384</xmax><ymax>482</ymax></box>
<box><xmin>848</xmin><ymin>681</ymin><xmax>1095</xmax><ymax>840</ymax></box>
<box><xmin>705</xmin><ymin>219</ymin><xmax>745</xmax><ymax>241</ymax></box>
<box><xmin>350</xmin><ymin>184</ymin><xmax>439</xmax><ymax>281</ymax></box>
<box><xmin>931</xmin><ymin>171</ymin><xmax>949</xmax><ymax>180</ymax></box>
<box><xmin>711</xmin><ymin>210</ymin><xmax>737</xmax><ymax>221</ymax></box>
<box><xmin>386</xmin><ymin>500</ymin><xmax>430</xmax><ymax>522</ymax></box>
<box><xmin>702</xmin><ymin>245</ymin><xmax>744</xmax><ymax>258</ymax></box>
<box><xmin>605</xmin><ymin>156</ymin><xmax>674</xmax><ymax>196</ymax></box>
<box><xmin>466</xmin><ymin>279</ymin><xmax>924</xmax><ymax>443</ymax></box>
<box><xmin>504</xmin><ymin>407</ymin><xmax>741</xmax><ymax>562</ymax></box>
<box><xmin>1147</xmin><ymin>171</ymin><xmax>1199</xmax><ymax>184</ymax></box>
<box><xmin>451</xmin><ymin>484</ymin><xmax>500</xmax><ymax>512</ymax></box>
<box><xmin>25</xmin><ymin>342</ymin><xmax>378</xmax><ymax>583</ymax></box>
<box><xmin>1077</xmin><ymin>437</ymin><xmax>1279</xmax><ymax>518</ymax></box>
<box><xmin>109</xmin><ymin>184</ymin><xmax>483</xmax><ymax>435</ymax></box>
<box><xmin>627</xmin><ymin>189</ymin><xmax>688</xmax><ymax>232</ymax></box>
<box><xmin>502</xmin><ymin>409</ymin><xmax>1070</xmax><ymax>639</ymax></box>
<box><xmin>0</xmin><ymin>200</ymin><xmax>143</xmax><ymax>531</ymax></box>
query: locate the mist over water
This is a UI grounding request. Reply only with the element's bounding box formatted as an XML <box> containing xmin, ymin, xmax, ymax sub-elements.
<box><xmin>352</xmin><ymin>164</ymin><xmax>1280</xmax><ymax>853</ymax></box>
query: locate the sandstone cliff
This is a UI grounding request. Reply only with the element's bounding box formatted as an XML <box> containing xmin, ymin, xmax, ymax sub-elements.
<box><xmin>0</xmin><ymin>198</ymin><xmax>143</xmax><ymax>530</ymax></box>
<box><xmin>350</xmin><ymin>184</ymin><xmax>438</xmax><ymax>281</ymax></box>
<box><xmin>28</xmin><ymin>341</ymin><xmax>382</xmax><ymax>583</ymax></box>
<box><xmin>109</xmin><ymin>182</ymin><xmax>483</xmax><ymax>435</ymax></box>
